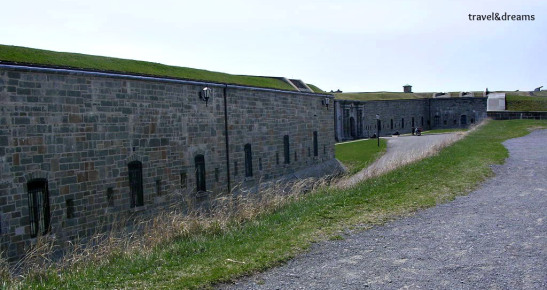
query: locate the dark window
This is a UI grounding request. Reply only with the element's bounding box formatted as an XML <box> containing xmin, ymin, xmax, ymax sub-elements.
<box><xmin>107</xmin><ymin>187</ymin><xmax>114</xmax><ymax>207</ymax></box>
<box><xmin>180</xmin><ymin>172</ymin><xmax>187</xmax><ymax>189</ymax></box>
<box><xmin>27</xmin><ymin>178</ymin><xmax>50</xmax><ymax>237</ymax></box>
<box><xmin>390</xmin><ymin>119</ymin><xmax>394</xmax><ymax>130</ymax></box>
<box><xmin>195</xmin><ymin>155</ymin><xmax>206</xmax><ymax>192</ymax></box>
<box><xmin>234</xmin><ymin>161</ymin><xmax>238</xmax><ymax>176</ymax></box>
<box><xmin>443</xmin><ymin>120</ymin><xmax>447</xmax><ymax>125</ymax></box>
<box><xmin>421</xmin><ymin>116</ymin><xmax>424</xmax><ymax>126</ymax></box>
<box><xmin>294</xmin><ymin>151</ymin><xmax>298</xmax><ymax>162</ymax></box>
<box><xmin>244</xmin><ymin>143</ymin><xmax>253</xmax><ymax>177</ymax></box>
<box><xmin>276</xmin><ymin>152</ymin><xmax>279</xmax><ymax>165</ymax></box>
<box><xmin>461</xmin><ymin>115</ymin><xmax>467</xmax><ymax>125</ymax></box>
<box><xmin>308</xmin><ymin>147</ymin><xmax>311</xmax><ymax>157</ymax></box>
<box><xmin>323</xmin><ymin>145</ymin><xmax>326</xmax><ymax>155</ymax></box>
<box><xmin>259</xmin><ymin>158</ymin><xmax>263</xmax><ymax>171</ymax></box>
<box><xmin>412</xmin><ymin>117</ymin><xmax>415</xmax><ymax>127</ymax></box>
<box><xmin>434</xmin><ymin>116</ymin><xmax>440</xmax><ymax>126</ymax></box>
<box><xmin>128</xmin><ymin>161</ymin><xmax>144</xmax><ymax>207</ymax></box>
<box><xmin>471</xmin><ymin>118</ymin><xmax>475</xmax><ymax>124</ymax></box>
<box><xmin>156</xmin><ymin>179</ymin><xmax>161</xmax><ymax>196</ymax></box>
<box><xmin>66</xmin><ymin>199</ymin><xmax>75</xmax><ymax>219</ymax></box>
<box><xmin>401</xmin><ymin>118</ymin><xmax>405</xmax><ymax>128</ymax></box>
<box><xmin>313</xmin><ymin>131</ymin><xmax>318</xmax><ymax>157</ymax></box>
<box><xmin>283</xmin><ymin>135</ymin><xmax>290</xmax><ymax>164</ymax></box>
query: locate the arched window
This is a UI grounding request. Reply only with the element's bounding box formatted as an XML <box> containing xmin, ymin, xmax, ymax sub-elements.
<box><xmin>195</xmin><ymin>155</ymin><xmax>206</xmax><ymax>192</ymax></box>
<box><xmin>244</xmin><ymin>143</ymin><xmax>253</xmax><ymax>177</ymax></box>
<box><xmin>128</xmin><ymin>161</ymin><xmax>144</xmax><ymax>207</ymax></box>
<box><xmin>313</xmin><ymin>131</ymin><xmax>318</xmax><ymax>157</ymax></box>
<box><xmin>27</xmin><ymin>178</ymin><xmax>51</xmax><ymax>237</ymax></box>
<box><xmin>283</xmin><ymin>135</ymin><xmax>290</xmax><ymax>164</ymax></box>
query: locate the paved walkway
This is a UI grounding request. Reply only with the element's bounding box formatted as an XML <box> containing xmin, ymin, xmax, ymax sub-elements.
<box><xmin>222</xmin><ymin>130</ymin><xmax>547</xmax><ymax>289</ymax></box>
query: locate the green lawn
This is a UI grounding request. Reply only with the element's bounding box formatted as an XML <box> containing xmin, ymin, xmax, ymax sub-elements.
<box><xmin>9</xmin><ymin>120</ymin><xmax>547</xmax><ymax>289</ymax></box>
<box><xmin>505</xmin><ymin>94</ymin><xmax>547</xmax><ymax>111</ymax></box>
<box><xmin>0</xmin><ymin>44</ymin><xmax>300</xmax><ymax>91</ymax></box>
<box><xmin>335</xmin><ymin>138</ymin><xmax>387</xmax><ymax>174</ymax></box>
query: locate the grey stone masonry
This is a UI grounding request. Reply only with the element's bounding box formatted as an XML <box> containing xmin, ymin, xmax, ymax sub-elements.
<box><xmin>335</xmin><ymin>98</ymin><xmax>487</xmax><ymax>141</ymax></box>
<box><xmin>0</xmin><ymin>65</ymin><xmax>334</xmax><ymax>262</ymax></box>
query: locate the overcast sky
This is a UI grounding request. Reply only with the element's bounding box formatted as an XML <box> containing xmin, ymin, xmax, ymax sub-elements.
<box><xmin>2</xmin><ymin>0</ymin><xmax>545</xmax><ymax>92</ymax></box>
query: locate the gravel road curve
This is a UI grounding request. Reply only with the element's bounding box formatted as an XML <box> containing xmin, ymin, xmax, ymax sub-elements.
<box><xmin>220</xmin><ymin>129</ymin><xmax>547</xmax><ymax>289</ymax></box>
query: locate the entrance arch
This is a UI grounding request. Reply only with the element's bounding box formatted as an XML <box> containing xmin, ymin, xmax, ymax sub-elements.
<box><xmin>349</xmin><ymin>117</ymin><xmax>356</xmax><ymax>139</ymax></box>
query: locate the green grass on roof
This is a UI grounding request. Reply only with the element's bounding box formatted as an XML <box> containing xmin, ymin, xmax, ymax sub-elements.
<box><xmin>336</xmin><ymin>91</ymin><xmax>488</xmax><ymax>101</ymax></box>
<box><xmin>335</xmin><ymin>92</ymin><xmax>434</xmax><ymax>101</ymax></box>
<box><xmin>0</xmin><ymin>44</ymin><xmax>299</xmax><ymax>91</ymax></box>
<box><xmin>306</xmin><ymin>83</ymin><xmax>325</xmax><ymax>93</ymax></box>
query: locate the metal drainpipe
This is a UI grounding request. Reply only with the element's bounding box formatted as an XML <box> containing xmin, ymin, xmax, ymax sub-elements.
<box><xmin>223</xmin><ymin>85</ymin><xmax>231</xmax><ymax>193</ymax></box>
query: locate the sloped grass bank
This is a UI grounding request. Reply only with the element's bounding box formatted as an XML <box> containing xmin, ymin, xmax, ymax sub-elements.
<box><xmin>335</xmin><ymin>138</ymin><xmax>387</xmax><ymax>174</ymax></box>
<box><xmin>505</xmin><ymin>94</ymin><xmax>547</xmax><ymax>111</ymax></box>
<box><xmin>10</xmin><ymin>120</ymin><xmax>547</xmax><ymax>289</ymax></box>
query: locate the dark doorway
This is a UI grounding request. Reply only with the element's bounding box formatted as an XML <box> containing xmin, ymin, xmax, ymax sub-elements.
<box><xmin>128</xmin><ymin>161</ymin><xmax>144</xmax><ymax>207</ymax></box>
<box><xmin>460</xmin><ymin>115</ymin><xmax>467</xmax><ymax>125</ymax></box>
<box><xmin>313</xmin><ymin>131</ymin><xmax>318</xmax><ymax>157</ymax></box>
<box><xmin>27</xmin><ymin>178</ymin><xmax>51</xmax><ymax>237</ymax></box>
<box><xmin>244</xmin><ymin>143</ymin><xmax>253</xmax><ymax>177</ymax></box>
<box><xmin>349</xmin><ymin>117</ymin><xmax>356</xmax><ymax>139</ymax></box>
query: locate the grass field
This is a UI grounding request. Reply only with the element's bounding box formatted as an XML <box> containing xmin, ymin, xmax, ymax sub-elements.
<box><xmin>4</xmin><ymin>122</ymin><xmax>546</xmax><ymax>289</ymax></box>
<box><xmin>335</xmin><ymin>138</ymin><xmax>387</xmax><ymax>174</ymax></box>
<box><xmin>505</xmin><ymin>94</ymin><xmax>547</xmax><ymax>111</ymax></box>
<box><xmin>0</xmin><ymin>44</ymin><xmax>302</xmax><ymax>91</ymax></box>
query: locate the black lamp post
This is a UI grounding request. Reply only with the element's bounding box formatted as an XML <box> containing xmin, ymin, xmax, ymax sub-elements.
<box><xmin>376</xmin><ymin>114</ymin><xmax>381</xmax><ymax>147</ymax></box>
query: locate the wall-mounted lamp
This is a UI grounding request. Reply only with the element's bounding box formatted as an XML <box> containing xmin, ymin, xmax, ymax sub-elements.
<box><xmin>322</xmin><ymin>97</ymin><xmax>330</xmax><ymax>110</ymax></box>
<box><xmin>200</xmin><ymin>87</ymin><xmax>211</xmax><ymax>106</ymax></box>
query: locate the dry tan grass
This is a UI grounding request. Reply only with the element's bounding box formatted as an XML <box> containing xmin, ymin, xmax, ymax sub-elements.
<box><xmin>2</xmin><ymin>176</ymin><xmax>331</xmax><ymax>284</ymax></box>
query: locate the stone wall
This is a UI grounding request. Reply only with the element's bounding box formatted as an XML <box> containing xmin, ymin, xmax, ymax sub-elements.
<box><xmin>0</xmin><ymin>65</ymin><xmax>334</xmax><ymax>261</ymax></box>
<box><xmin>335</xmin><ymin>97</ymin><xmax>487</xmax><ymax>141</ymax></box>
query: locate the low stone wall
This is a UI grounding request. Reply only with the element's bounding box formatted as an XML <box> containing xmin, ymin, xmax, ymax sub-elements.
<box><xmin>487</xmin><ymin>111</ymin><xmax>547</xmax><ymax>120</ymax></box>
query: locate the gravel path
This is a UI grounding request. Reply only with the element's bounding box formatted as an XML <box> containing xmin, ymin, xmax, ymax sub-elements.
<box><xmin>221</xmin><ymin>129</ymin><xmax>547</xmax><ymax>289</ymax></box>
<box><xmin>339</xmin><ymin>133</ymin><xmax>463</xmax><ymax>189</ymax></box>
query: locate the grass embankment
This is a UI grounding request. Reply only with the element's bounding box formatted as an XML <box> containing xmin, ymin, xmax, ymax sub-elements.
<box><xmin>0</xmin><ymin>45</ymin><xmax>299</xmax><ymax>91</ymax></box>
<box><xmin>335</xmin><ymin>91</ymin><xmax>485</xmax><ymax>101</ymax></box>
<box><xmin>335</xmin><ymin>138</ymin><xmax>387</xmax><ymax>174</ymax></box>
<box><xmin>335</xmin><ymin>92</ymin><xmax>433</xmax><ymax>101</ymax></box>
<box><xmin>505</xmin><ymin>94</ymin><xmax>547</xmax><ymax>111</ymax></box>
<box><xmin>8</xmin><ymin>120</ymin><xmax>547</xmax><ymax>289</ymax></box>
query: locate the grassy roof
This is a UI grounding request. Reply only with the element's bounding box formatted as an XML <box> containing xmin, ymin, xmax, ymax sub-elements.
<box><xmin>0</xmin><ymin>44</ymin><xmax>301</xmax><ymax>91</ymax></box>
<box><xmin>335</xmin><ymin>92</ymin><xmax>434</xmax><ymax>101</ymax></box>
<box><xmin>335</xmin><ymin>91</ymin><xmax>487</xmax><ymax>101</ymax></box>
